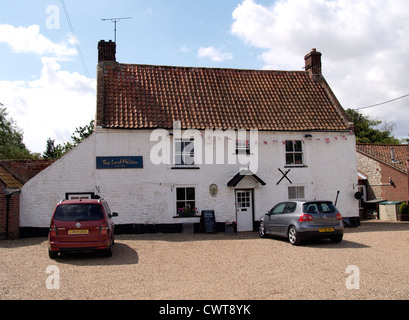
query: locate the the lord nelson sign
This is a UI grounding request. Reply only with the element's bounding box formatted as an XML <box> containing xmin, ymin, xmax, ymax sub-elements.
<box><xmin>96</xmin><ymin>156</ymin><xmax>143</xmax><ymax>169</ymax></box>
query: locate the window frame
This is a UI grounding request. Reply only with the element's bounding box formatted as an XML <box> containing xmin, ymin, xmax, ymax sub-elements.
<box><xmin>236</xmin><ymin>139</ymin><xmax>250</xmax><ymax>155</ymax></box>
<box><xmin>174</xmin><ymin>138</ymin><xmax>195</xmax><ymax>166</ymax></box>
<box><xmin>285</xmin><ymin>140</ymin><xmax>304</xmax><ymax>166</ymax></box>
<box><xmin>288</xmin><ymin>186</ymin><xmax>305</xmax><ymax>200</ymax></box>
<box><xmin>175</xmin><ymin>187</ymin><xmax>197</xmax><ymax>213</ymax></box>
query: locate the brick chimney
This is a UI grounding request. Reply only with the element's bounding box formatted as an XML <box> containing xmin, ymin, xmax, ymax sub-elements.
<box><xmin>98</xmin><ymin>40</ymin><xmax>116</xmax><ymax>63</ymax></box>
<box><xmin>304</xmin><ymin>48</ymin><xmax>322</xmax><ymax>79</ymax></box>
<box><xmin>96</xmin><ymin>40</ymin><xmax>117</xmax><ymax>127</ymax></box>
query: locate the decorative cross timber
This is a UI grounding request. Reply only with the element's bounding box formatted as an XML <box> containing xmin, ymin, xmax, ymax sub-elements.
<box><xmin>276</xmin><ymin>169</ymin><xmax>292</xmax><ymax>185</ymax></box>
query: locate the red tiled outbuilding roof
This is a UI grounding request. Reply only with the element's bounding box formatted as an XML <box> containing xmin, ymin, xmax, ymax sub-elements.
<box><xmin>357</xmin><ymin>144</ymin><xmax>409</xmax><ymax>174</ymax></box>
<box><xmin>96</xmin><ymin>50</ymin><xmax>351</xmax><ymax>132</ymax></box>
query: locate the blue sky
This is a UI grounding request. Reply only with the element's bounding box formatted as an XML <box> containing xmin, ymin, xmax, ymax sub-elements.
<box><xmin>1</xmin><ymin>0</ymin><xmax>409</xmax><ymax>153</ymax></box>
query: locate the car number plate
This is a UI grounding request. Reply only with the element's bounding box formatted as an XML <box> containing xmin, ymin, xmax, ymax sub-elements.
<box><xmin>319</xmin><ymin>227</ymin><xmax>334</xmax><ymax>233</ymax></box>
<box><xmin>68</xmin><ymin>230</ymin><xmax>89</xmax><ymax>235</ymax></box>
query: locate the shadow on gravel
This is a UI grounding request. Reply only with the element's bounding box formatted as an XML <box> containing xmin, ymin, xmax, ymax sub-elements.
<box><xmin>116</xmin><ymin>232</ymin><xmax>260</xmax><ymax>243</ymax></box>
<box><xmin>265</xmin><ymin>235</ymin><xmax>370</xmax><ymax>249</ymax></box>
<box><xmin>52</xmin><ymin>243</ymin><xmax>139</xmax><ymax>266</ymax></box>
<box><xmin>301</xmin><ymin>238</ymin><xmax>370</xmax><ymax>249</ymax></box>
<box><xmin>345</xmin><ymin>221</ymin><xmax>409</xmax><ymax>234</ymax></box>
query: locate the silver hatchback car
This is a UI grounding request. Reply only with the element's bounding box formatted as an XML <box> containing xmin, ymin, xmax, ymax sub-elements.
<box><xmin>259</xmin><ymin>200</ymin><xmax>344</xmax><ymax>245</ymax></box>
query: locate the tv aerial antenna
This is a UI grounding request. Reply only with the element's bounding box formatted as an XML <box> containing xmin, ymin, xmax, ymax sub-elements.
<box><xmin>101</xmin><ymin>17</ymin><xmax>132</xmax><ymax>43</ymax></box>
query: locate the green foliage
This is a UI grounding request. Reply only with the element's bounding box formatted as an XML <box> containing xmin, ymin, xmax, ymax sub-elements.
<box><xmin>346</xmin><ymin>109</ymin><xmax>400</xmax><ymax>144</ymax></box>
<box><xmin>0</xmin><ymin>103</ymin><xmax>36</xmax><ymax>159</ymax></box>
<box><xmin>399</xmin><ymin>202</ymin><xmax>409</xmax><ymax>215</ymax></box>
<box><xmin>43</xmin><ymin>120</ymin><xmax>94</xmax><ymax>159</ymax></box>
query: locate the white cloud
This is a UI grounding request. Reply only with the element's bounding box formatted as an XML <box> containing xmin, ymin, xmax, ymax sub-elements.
<box><xmin>198</xmin><ymin>46</ymin><xmax>233</xmax><ymax>62</ymax></box>
<box><xmin>0</xmin><ymin>24</ymin><xmax>77</xmax><ymax>57</ymax></box>
<box><xmin>231</xmin><ymin>0</ymin><xmax>409</xmax><ymax>137</ymax></box>
<box><xmin>0</xmin><ymin>24</ymin><xmax>94</xmax><ymax>153</ymax></box>
<box><xmin>0</xmin><ymin>58</ymin><xmax>95</xmax><ymax>153</ymax></box>
<box><xmin>180</xmin><ymin>45</ymin><xmax>190</xmax><ymax>53</ymax></box>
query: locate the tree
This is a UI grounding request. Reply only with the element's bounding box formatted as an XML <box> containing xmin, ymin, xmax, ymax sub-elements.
<box><xmin>0</xmin><ymin>103</ymin><xmax>34</xmax><ymax>159</ymax></box>
<box><xmin>43</xmin><ymin>120</ymin><xmax>94</xmax><ymax>159</ymax></box>
<box><xmin>71</xmin><ymin>120</ymin><xmax>95</xmax><ymax>145</ymax></box>
<box><xmin>43</xmin><ymin>138</ymin><xmax>65</xmax><ymax>159</ymax></box>
<box><xmin>346</xmin><ymin>109</ymin><xmax>400</xmax><ymax>144</ymax></box>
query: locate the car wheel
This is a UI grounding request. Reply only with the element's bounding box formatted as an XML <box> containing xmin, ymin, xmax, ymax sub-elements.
<box><xmin>103</xmin><ymin>246</ymin><xmax>112</xmax><ymax>257</ymax></box>
<box><xmin>288</xmin><ymin>226</ymin><xmax>302</xmax><ymax>246</ymax></box>
<box><xmin>48</xmin><ymin>250</ymin><xmax>58</xmax><ymax>259</ymax></box>
<box><xmin>330</xmin><ymin>234</ymin><xmax>343</xmax><ymax>243</ymax></box>
<box><xmin>259</xmin><ymin>222</ymin><xmax>266</xmax><ymax>238</ymax></box>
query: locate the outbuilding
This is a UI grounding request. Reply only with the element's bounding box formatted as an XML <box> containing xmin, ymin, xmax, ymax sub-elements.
<box><xmin>19</xmin><ymin>42</ymin><xmax>359</xmax><ymax>235</ymax></box>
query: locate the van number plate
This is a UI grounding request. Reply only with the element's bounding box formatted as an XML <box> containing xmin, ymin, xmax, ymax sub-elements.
<box><xmin>68</xmin><ymin>230</ymin><xmax>89</xmax><ymax>235</ymax></box>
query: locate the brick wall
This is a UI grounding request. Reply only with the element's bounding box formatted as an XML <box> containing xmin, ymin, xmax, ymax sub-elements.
<box><xmin>357</xmin><ymin>152</ymin><xmax>409</xmax><ymax>202</ymax></box>
<box><xmin>380</xmin><ymin>162</ymin><xmax>409</xmax><ymax>201</ymax></box>
<box><xmin>0</xmin><ymin>186</ymin><xmax>20</xmax><ymax>240</ymax></box>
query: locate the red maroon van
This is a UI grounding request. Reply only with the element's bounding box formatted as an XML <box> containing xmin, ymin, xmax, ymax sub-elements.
<box><xmin>48</xmin><ymin>199</ymin><xmax>118</xmax><ymax>259</ymax></box>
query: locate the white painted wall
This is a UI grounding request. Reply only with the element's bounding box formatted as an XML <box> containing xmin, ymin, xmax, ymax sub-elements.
<box><xmin>20</xmin><ymin>128</ymin><xmax>359</xmax><ymax>228</ymax></box>
<box><xmin>20</xmin><ymin>134</ymin><xmax>96</xmax><ymax>227</ymax></box>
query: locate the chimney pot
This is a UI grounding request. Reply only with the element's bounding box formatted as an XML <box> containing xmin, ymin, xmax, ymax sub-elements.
<box><xmin>98</xmin><ymin>40</ymin><xmax>116</xmax><ymax>63</ymax></box>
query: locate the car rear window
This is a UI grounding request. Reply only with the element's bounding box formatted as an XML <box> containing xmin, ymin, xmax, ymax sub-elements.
<box><xmin>53</xmin><ymin>204</ymin><xmax>104</xmax><ymax>221</ymax></box>
<box><xmin>303</xmin><ymin>202</ymin><xmax>337</xmax><ymax>214</ymax></box>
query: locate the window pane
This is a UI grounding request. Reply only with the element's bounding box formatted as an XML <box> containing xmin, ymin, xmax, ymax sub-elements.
<box><xmin>177</xmin><ymin>201</ymin><xmax>186</xmax><ymax>210</ymax></box>
<box><xmin>285</xmin><ymin>141</ymin><xmax>293</xmax><ymax>152</ymax></box>
<box><xmin>294</xmin><ymin>141</ymin><xmax>302</xmax><ymax>152</ymax></box>
<box><xmin>298</xmin><ymin>186</ymin><xmax>305</xmax><ymax>199</ymax></box>
<box><xmin>272</xmin><ymin>203</ymin><xmax>286</xmax><ymax>214</ymax></box>
<box><xmin>176</xmin><ymin>188</ymin><xmax>185</xmax><ymax>201</ymax></box>
<box><xmin>288</xmin><ymin>187</ymin><xmax>297</xmax><ymax>199</ymax></box>
<box><xmin>186</xmin><ymin>201</ymin><xmax>195</xmax><ymax>209</ymax></box>
<box><xmin>286</xmin><ymin>153</ymin><xmax>294</xmax><ymax>165</ymax></box>
<box><xmin>175</xmin><ymin>141</ymin><xmax>182</xmax><ymax>153</ymax></box>
<box><xmin>186</xmin><ymin>188</ymin><xmax>195</xmax><ymax>200</ymax></box>
<box><xmin>294</xmin><ymin>153</ymin><xmax>303</xmax><ymax>164</ymax></box>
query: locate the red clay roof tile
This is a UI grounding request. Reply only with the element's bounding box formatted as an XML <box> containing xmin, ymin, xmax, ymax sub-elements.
<box><xmin>357</xmin><ymin>144</ymin><xmax>409</xmax><ymax>174</ymax></box>
<box><xmin>98</xmin><ymin>63</ymin><xmax>351</xmax><ymax>131</ymax></box>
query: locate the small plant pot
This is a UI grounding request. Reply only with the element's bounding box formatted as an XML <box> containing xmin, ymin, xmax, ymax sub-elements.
<box><xmin>225</xmin><ymin>225</ymin><xmax>235</xmax><ymax>235</ymax></box>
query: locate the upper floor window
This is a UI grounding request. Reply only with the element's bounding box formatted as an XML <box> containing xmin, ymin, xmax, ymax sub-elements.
<box><xmin>285</xmin><ymin>140</ymin><xmax>303</xmax><ymax>165</ymax></box>
<box><xmin>175</xmin><ymin>139</ymin><xmax>194</xmax><ymax>166</ymax></box>
<box><xmin>236</xmin><ymin>139</ymin><xmax>250</xmax><ymax>155</ymax></box>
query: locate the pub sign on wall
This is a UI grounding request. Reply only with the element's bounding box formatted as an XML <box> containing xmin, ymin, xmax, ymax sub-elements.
<box><xmin>96</xmin><ymin>156</ymin><xmax>143</xmax><ymax>169</ymax></box>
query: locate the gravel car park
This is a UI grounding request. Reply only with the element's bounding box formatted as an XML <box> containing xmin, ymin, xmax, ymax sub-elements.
<box><xmin>1</xmin><ymin>220</ymin><xmax>409</xmax><ymax>300</ymax></box>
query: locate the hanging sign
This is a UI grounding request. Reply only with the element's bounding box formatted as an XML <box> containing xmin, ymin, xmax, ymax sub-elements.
<box><xmin>96</xmin><ymin>156</ymin><xmax>143</xmax><ymax>169</ymax></box>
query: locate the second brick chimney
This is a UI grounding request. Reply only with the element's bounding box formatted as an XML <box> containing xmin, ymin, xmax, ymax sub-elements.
<box><xmin>98</xmin><ymin>40</ymin><xmax>116</xmax><ymax>63</ymax></box>
<box><xmin>304</xmin><ymin>48</ymin><xmax>322</xmax><ymax>79</ymax></box>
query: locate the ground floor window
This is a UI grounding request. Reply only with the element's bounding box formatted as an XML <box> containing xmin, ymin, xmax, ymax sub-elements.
<box><xmin>288</xmin><ymin>186</ymin><xmax>305</xmax><ymax>200</ymax></box>
<box><xmin>66</xmin><ymin>193</ymin><xmax>94</xmax><ymax>200</ymax></box>
<box><xmin>176</xmin><ymin>187</ymin><xmax>196</xmax><ymax>215</ymax></box>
